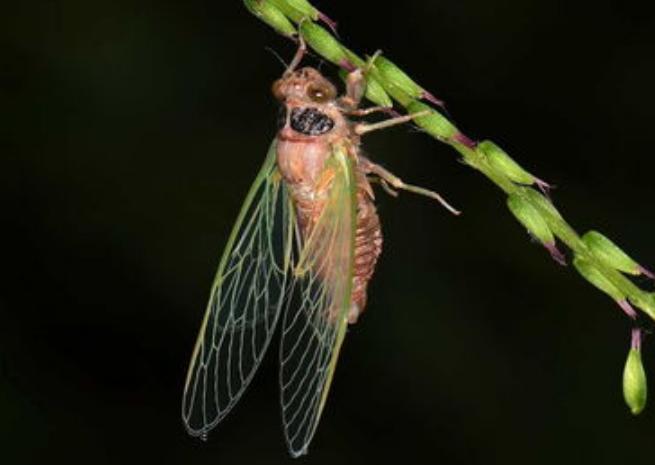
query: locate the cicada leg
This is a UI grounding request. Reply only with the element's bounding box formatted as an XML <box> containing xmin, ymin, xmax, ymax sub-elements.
<box><xmin>338</xmin><ymin>69</ymin><xmax>366</xmax><ymax>111</ymax></box>
<box><xmin>339</xmin><ymin>50</ymin><xmax>385</xmax><ymax>111</ymax></box>
<box><xmin>346</xmin><ymin>106</ymin><xmax>397</xmax><ymax>117</ymax></box>
<box><xmin>283</xmin><ymin>33</ymin><xmax>307</xmax><ymax>77</ymax></box>
<box><xmin>359</xmin><ymin>156</ymin><xmax>461</xmax><ymax>215</ymax></box>
<box><xmin>353</xmin><ymin>111</ymin><xmax>430</xmax><ymax>136</ymax></box>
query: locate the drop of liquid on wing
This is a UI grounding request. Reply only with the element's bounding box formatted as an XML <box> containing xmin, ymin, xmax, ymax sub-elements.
<box><xmin>200</xmin><ymin>432</ymin><xmax>209</xmax><ymax>442</ymax></box>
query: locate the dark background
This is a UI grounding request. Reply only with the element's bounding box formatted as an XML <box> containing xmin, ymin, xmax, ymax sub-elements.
<box><xmin>3</xmin><ymin>0</ymin><xmax>655</xmax><ymax>464</ymax></box>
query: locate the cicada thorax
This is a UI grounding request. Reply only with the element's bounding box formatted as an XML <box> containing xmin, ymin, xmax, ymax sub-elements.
<box><xmin>274</xmin><ymin>67</ymin><xmax>383</xmax><ymax>323</ymax></box>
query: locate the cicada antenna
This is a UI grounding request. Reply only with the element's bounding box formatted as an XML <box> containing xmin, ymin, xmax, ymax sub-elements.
<box><xmin>265</xmin><ymin>46</ymin><xmax>290</xmax><ymax>71</ymax></box>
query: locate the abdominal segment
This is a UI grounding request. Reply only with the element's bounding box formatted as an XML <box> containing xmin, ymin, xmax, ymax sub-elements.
<box><xmin>277</xmin><ymin>139</ymin><xmax>382</xmax><ymax>323</ymax></box>
<box><xmin>350</xmin><ymin>176</ymin><xmax>382</xmax><ymax>321</ymax></box>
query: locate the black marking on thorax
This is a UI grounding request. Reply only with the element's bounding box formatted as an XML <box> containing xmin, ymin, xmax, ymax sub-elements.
<box><xmin>289</xmin><ymin>107</ymin><xmax>335</xmax><ymax>136</ymax></box>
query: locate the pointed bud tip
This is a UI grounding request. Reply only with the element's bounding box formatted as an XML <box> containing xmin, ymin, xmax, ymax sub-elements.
<box><xmin>618</xmin><ymin>300</ymin><xmax>638</xmax><ymax>320</ymax></box>
<box><xmin>623</xmin><ymin>330</ymin><xmax>647</xmax><ymax>415</ymax></box>
<box><xmin>631</xmin><ymin>328</ymin><xmax>642</xmax><ymax>350</ymax></box>
<box><xmin>534</xmin><ymin>177</ymin><xmax>554</xmax><ymax>197</ymax></box>
<box><xmin>339</xmin><ymin>59</ymin><xmax>357</xmax><ymax>72</ymax></box>
<box><xmin>638</xmin><ymin>265</ymin><xmax>655</xmax><ymax>280</ymax></box>
<box><xmin>544</xmin><ymin>242</ymin><xmax>567</xmax><ymax>266</ymax></box>
<box><xmin>453</xmin><ymin>132</ymin><xmax>477</xmax><ymax>149</ymax></box>
<box><xmin>422</xmin><ymin>90</ymin><xmax>445</xmax><ymax>108</ymax></box>
<box><xmin>318</xmin><ymin>12</ymin><xmax>338</xmax><ymax>35</ymax></box>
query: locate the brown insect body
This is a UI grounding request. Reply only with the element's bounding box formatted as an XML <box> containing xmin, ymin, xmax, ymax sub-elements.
<box><xmin>273</xmin><ymin>67</ymin><xmax>381</xmax><ymax>323</ymax></box>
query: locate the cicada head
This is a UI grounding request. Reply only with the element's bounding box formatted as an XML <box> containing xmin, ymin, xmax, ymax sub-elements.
<box><xmin>272</xmin><ymin>67</ymin><xmax>337</xmax><ymax>106</ymax></box>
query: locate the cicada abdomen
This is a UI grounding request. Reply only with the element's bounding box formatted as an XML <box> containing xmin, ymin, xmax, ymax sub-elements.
<box><xmin>273</xmin><ymin>65</ymin><xmax>383</xmax><ymax>324</ymax></box>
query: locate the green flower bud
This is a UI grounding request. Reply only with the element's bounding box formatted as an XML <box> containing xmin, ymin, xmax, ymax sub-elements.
<box><xmin>478</xmin><ymin>141</ymin><xmax>535</xmax><ymax>185</ymax></box>
<box><xmin>522</xmin><ymin>188</ymin><xmax>563</xmax><ymax>220</ymax></box>
<box><xmin>572</xmin><ymin>256</ymin><xmax>637</xmax><ymax>319</ymax></box>
<box><xmin>268</xmin><ymin>0</ymin><xmax>337</xmax><ymax>32</ymax></box>
<box><xmin>508</xmin><ymin>193</ymin><xmax>566</xmax><ymax>264</ymax></box>
<box><xmin>406</xmin><ymin>101</ymin><xmax>458</xmax><ymax>140</ymax></box>
<box><xmin>583</xmin><ymin>231</ymin><xmax>641</xmax><ymax>276</ymax></box>
<box><xmin>373</xmin><ymin>56</ymin><xmax>442</xmax><ymax>105</ymax></box>
<box><xmin>623</xmin><ymin>328</ymin><xmax>647</xmax><ymax>415</ymax></box>
<box><xmin>374</xmin><ymin>56</ymin><xmax>422</xmax><ymax>98</ymax></box>
<box><xmin>507</xmin><ymin>193</ymin><xmax>554</xmax><ymax>245</ymax></box>
<box><xmin>243</xmin><ymin>0</ymin><xmax>296</xmax><ymax>37</ymax></box>
<box><xmin>268</xmin><ymin>0</ymin><xmax>317</xmax><ymax>21</ymax></box>
<box><xmin>299</xmin><ymin>22</ymin><xmax>348</xmax><ymax>66</ymax></box>
<box><xmin>365</xmin><ymin>76</ymin><xmax>393</xmax><ymax>108</ymax></box>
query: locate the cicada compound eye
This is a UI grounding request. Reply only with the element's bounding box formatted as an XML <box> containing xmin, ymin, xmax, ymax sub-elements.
<box><xmin>307</xmin><ymin>83</ymin><xmax>336</xmax><ymax>103</ymax></box>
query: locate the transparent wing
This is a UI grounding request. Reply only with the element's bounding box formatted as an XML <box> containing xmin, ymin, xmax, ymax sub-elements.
<box><xmin>182</xmin><ymin>141</ymin><xmax>295</xmax><ymax>437</ymax></box>
<box><xmin>280</xmin><ymin>145</ymin><xmax>357</xmax><ymax>457</ymax></box>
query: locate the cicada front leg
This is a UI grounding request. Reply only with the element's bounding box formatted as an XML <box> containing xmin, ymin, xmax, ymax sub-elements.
<box><xmin>359</xmin><ymin>155</ymin><xmax>461</xmax><ymax>216</ymax></box>
<box><xmin>283</xmin><ymin>33</ymin><xmax>307</xmax><ymax>77</ymax></box>
<box><xmin>339</xmin><ymin>50</ymin><xmax>386</xmax><ymax>112</ymax></box>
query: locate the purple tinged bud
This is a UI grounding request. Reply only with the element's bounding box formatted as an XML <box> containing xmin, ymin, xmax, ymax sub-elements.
<box><xmin>618</xmin><ymin>299</ymin><xmax>638</xmax><ymax>320</ymax></box>
<box><xmin>243</xmin><ymin>0</ymin><xmax>296</xmax><ymax>37</ymax></box>
<box><xmin>407</xmin><ymin>101</ymin><xmax>458</xmax><ymax>140</ymax></box>
<box><xmin>506</xmin><ymin>193</ymin><xmax>555</xmax><ymax>246</ymax></box>
<box><xmin>534</xmin><ymin>177</ymin><xmax>554</xmax><ymax>197</ymax></box>
<box><xmin>573</xmin><ymin>256</ymin><xmax>635</xmax><ymax>317</ymax></box>
<box><xmin>453</xmin><ymin>132</ymin><xmax>477</xmax><ymax>149</ymax></box>
<box><xmin>582</xmin><ymin>231</ymin><xmax>644</xmax><ymax>276</ymax></box>
<box><xmin>374</xmin><ymin>56</ymin><xmax>439</xmax><ymax>104</ymax></box>
<box><xmin>422</xmin><ymin>90</ymin><xmax>445</xmax><ymax>108</ymax></box>
<box><xmin>479</xmin><ymin>141</ymin><xmax>539</xmax><ymax>186</ymax></box>
<box><xmin>339</xmin><ymin>59</ymin><xmax>357</xmax><ymax>72</ymax></box>
<box><xmin>268</xmin><ymin>0</ymin><xmax>336</xmax><ymax>34</ymax></box>
<box><xmin>624</xmin><ymin>327</ymin><xmax>647</xmax><ymax>415</ymax></box>
<box><xmin>299</xmin><ymin>21</ymin><xmax>348</xmax><ymax>66</ymax></box>
<box><xmin>544</xmin><ymin>242</ymin><xmax>567</xmax><ymax>266</ymax></box>
<box><xmin>522</xmin><ymin>189</ymin><xmax>563</xmax><ymax>221</ymax></box>
<box><xmin>631</xmin><ymin>327</ymin><xmax>642</xmax><ymax>350</ymax></box>
<box><xmin>638</xmin><ymin>265</ymin><xmax>655</xmax><ymax>280</ymax></box>
<box><xmin>318</xmin><ymin>12</ymin><xmax>338</xmax><ymax>35</ymax></box>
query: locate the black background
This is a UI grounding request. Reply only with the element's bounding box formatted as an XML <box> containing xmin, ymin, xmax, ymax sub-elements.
<box><xmin>3</xmin><ymin>1</ymin><xmax>655</xmax><ymax>464</ymax></box>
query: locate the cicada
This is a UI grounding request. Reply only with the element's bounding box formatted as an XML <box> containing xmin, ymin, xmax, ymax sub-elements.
<box><xmin>181</xmin><ymin>40</ymin><xmax>459</xmax><ymax>457</ymax></box>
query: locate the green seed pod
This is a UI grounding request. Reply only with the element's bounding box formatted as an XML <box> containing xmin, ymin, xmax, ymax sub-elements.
<box><xmin>623</xmin><ymin>329</ymin><xmax>647</xmax><ymax>415</ymax></box>
<box><xmin>406</xmin><ymin>101</ymin><xmax>458</xmax><ymax>140</ymax></box>
<box><xmin>506</xmin><ymin>193</ymin><xmax>554</xmax><ymax>245</ymax></box>
<box><xmin>338</xmin><ymin>69</ymin><xmax>393</xmax><ymax>108</ymax></box>
<box><xmin>299</xmin><ymin>22</ymin><xmax>348</xmax><ymax>66</ymax></box>
<box><xmin>373</xmin><ymin>56</ymin><xmax>425</xmax><ymax>100</ymax></box>
<box><xmin>583</xmin><ymin>231</ymin><xmax>641</xmax><ymax>276</ymax></box>
<box><xmin>573</xmin><ymin>256</ymin><xmax>626</xmax><ymax>303</ymax></box>
<box><xmin>522</xmin><ymin>188</ymin><xmax>563</xmax><ymax>220</ymax></box>
<box><xmin>243</xmin><ymin>0</ymin><xmax>296</xmax><ymax>37</ymax></box>
<box><xmin>478</xmin><ymin>141</ymin><xmax>535</xmax><ymax>185</ymax></box>
<box><xmin>268</xmin><ymin>0</ymin><xmax>318</xmax><ymax>22</ymax></box>
<box><xmin>365</xmin><ymin>76</ymin><xmax>393</xmax><ymax>108</ymax></box>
